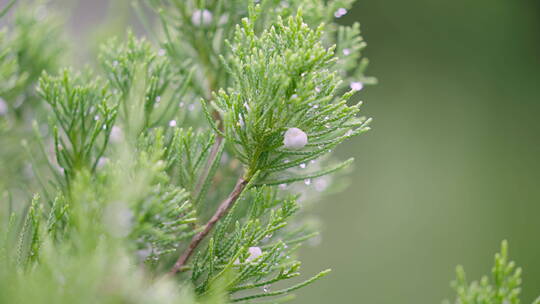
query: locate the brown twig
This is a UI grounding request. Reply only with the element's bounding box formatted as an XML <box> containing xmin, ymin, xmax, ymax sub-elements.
<box><xmin>171</xmin><ymin>52</ymin><xmax>231</xmax><ymax>274</ymax></box>
<box><xmin>170</xmin><ymin>176</ymin><xmax>249</xmax><ymax>275</ymax></box>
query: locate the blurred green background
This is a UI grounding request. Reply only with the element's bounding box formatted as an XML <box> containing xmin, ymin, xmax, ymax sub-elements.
<box><xmin>299</xmin><ymin>1</ymin><xmax>540</xmax><ymax>303</ymax></box>
<box><xmin>8</xmin><ymin>0</ymin><xmax>540</xmax><ymax>302</ymax></box>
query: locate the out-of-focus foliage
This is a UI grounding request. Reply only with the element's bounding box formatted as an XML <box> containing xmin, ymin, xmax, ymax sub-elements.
<box><xmin>444</xmin><ymin>241</ymin><xmax>535</xmax><ymax>304</ymax></box>
<box><xmin>0</xmin><ymin>1</ymin><xmax>67</xmax><ymax>196</ymax></box>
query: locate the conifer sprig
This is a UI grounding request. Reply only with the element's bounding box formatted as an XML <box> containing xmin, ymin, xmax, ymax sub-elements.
<box><xmin>444</xmin><ymin>241</ymin><xmax>539</xmax><ymax>304</ymax></box>
<box><xmin>38</xmin><ymin>70</ymin><xmax>118</xmax><ymax>185</ymax></box>
<box><xmin>170</xmin><ymin>8</ymin><xmax>370</xmax><ymax>279</ymax></box>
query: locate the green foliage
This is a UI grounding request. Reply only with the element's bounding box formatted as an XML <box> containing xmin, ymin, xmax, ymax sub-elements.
<box><xmin>212</xmin><ymin>10</ymin><xmax>370</xmax><ymax>182</ymax></box>
<box><xmin>446</xmin><ymin>241</ymin><xmax>540</xmax><ymax>304</ymax></box>
<box><xmin>38</xmin><ymin>70</ymin><xmax>118</xmax><ymax>185</ymax></box>
<box><xmin>99</xmin><ymin>33</ymin><xmax>191</xmax><ymax>134</ymax></box>
<box><xmin>0</xmin><ymin>0</ymin><xmax>374</xmax><ymax>303</ymax></box>
<box><xmin>0</xmin><ymin>1</ymin><xmax>67</xmax><ymax>194</ymax></box>
<box><xmin>1</xmin><ymin>2</ymin><xmax>66</xmax><ymax>103</ymax></box>
<box><xmin>191</xmin><ymin>187</ymin><xmax>328</xmax><ymax>302</ymax></box>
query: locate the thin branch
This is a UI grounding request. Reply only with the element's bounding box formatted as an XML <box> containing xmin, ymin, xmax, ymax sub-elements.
<box><xmin>230</xmin><ymin>269</ymin><xmax>331</xmax><ymax>302</ymax></box>
<box><xmin>171</xmin><ymin>31</ymin><xmax>230</xmax><ymax>274</ymax></box>
<box><xmin>170</xmin><ymin>176</ymin><xmax>249</xmax><ymax>274</ymax></box>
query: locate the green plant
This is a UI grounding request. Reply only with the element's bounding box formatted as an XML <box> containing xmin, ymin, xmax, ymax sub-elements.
<box><xmin>445</xmin><ymin>241</ymin><xmax>540</xmax><ymax>304</ymax></box>
<box><xmin>0</xmin><ymin>0</ymin><xmax>372</xmax><ymax>303</ymax></box>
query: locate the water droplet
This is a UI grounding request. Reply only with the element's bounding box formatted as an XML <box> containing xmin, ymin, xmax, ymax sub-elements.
<box><xmin>315</xmin><ymin>86</ymin><xmax>321</xmax><ymax>93</ymax></box>
<box><xmin>350</xmin><ymin>81</ymin><xmax>364</xmax><ymax>91</ymax></box>
<box><xmin>155</xmin><ymin>96</ymin><xmax>161</xmax><ymax>103</ymax></box>
<box><xmin>314</xmin><ymin>178</ymin><xmax>330</xmax><ymax>192</ymax></box>
<box><xmin>97</xmin><ymin>157</ymin><xmax>108</xmax><ymax>169</ymax></box>
<box><xmin>94</xmin><ymin>115</ymin><xmax>100</xmax><ymax>121</ymax></box>
<box><xmin>279</xmin><ymin>184</ymin><xmax>287</xmax><ymax>190</ymax></box>
<box><xmin>304</xmin><ymin>179</ymin><xmax>311</xmax><ymax>185</ymax></box>
<box><xmin>299</xmin><ymin>163</ymin><xmax>306</xmax><ymax>169</ymax></box>
<box><xmin>110</xmin><ymin>126</ymin><xmax>123</xmax><ymax>143</ymax></box>
<box><xmin>188</xmin><ymin>104</ymin><xmax>196</xmax><ymax>111</ymax></box>
<box><xmin>310</xmin><ymin>160</ymin><xmax>316</xmax><ymax>164</ymax></box>
<box><xmin>179</xmin><ymin>102</ymin><xmax>185</xmax><ymax>107</ymax></box>
<box><xmin>112</xmin><ymin>60</ymin><xmax>119</xmax><ymax>67</ymax></box>
<box><xmin>334</xmin><ymin>8</ymin><xmax>348</xmax><ymax>18</ymax></box>
<box><xmin>191</xmin><ymin>9</ymin><xmax>213</xmax><ymax>26</ymax></box>
<box><xmin>262</xmin><ymin>285</ymin><xmax>270</xmax><ymax>293</ymax></box>
<box><xmin>169</xmin><ymin>120</ymin><xmax>177</xmax><ymax>127</ymax></box>
<box><xmin>343</xmin><ymin>48</ymin><xmax>351</xmax><ymax>56</ymax></box>
<box><xmin>158</xmin><ymin>49</ymin><xmax>166</xmax><ymax>56</ymax></box>
<box><xmin>284</xmin><ymin>127</ymin><xmax>308</xmax><ymax>149</ymax></box>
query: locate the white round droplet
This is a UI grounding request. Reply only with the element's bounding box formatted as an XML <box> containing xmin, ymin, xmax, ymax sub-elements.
<box><xmin>299</xmin><ymin>163</ymin><xmax>306</xmax><ymax>169</ymax></box>
<box><xmin>169</xmin><ymin>120</ymin><xmax>177</xmax><ymax>127</ymax></box>
<box><xmin>97</xmin><ymin>157</ymin><xmax>109</xmax><ymax>169</ymax></box>
<box><xmin>304</xmin><ymin>179</ymin><xmax>312</xmax><ymax>185</ymax></box>
<box><xmin>283</xmin><ymin>127</ymin><xmax>308</xmax><ymax>150</ymax></box>
<box><xmin>343</xmin><ymin>48</ymin><xmax>351</xmax><ymax>56</ymax></box>
<box><xmin>246</xmin><ymin>247</ymin><xmax>263</xmax><ymax>262</ymax></box>
<box><xmin>158</xmin><ymin>49</ymin><xmax>166</xmax><ymax>56</ymax></box>
<box><xmin>350</xmin><ymin>81</ymin><xmax>364</xmax><ymax>91</ymax></box>
<box><xmin>314</xmin><ymin>177</ymin><xmax>329</xmax><ymax>192</ymax></box>
<box><xmin>334</xmin><ymin>8</ymin><xmax>348</xmax><ymax>18</ymax></box>
<box><xmin>191</xmin><ymin>9</ymin><xmax>213</xmax><ymax>26</ymax></box>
